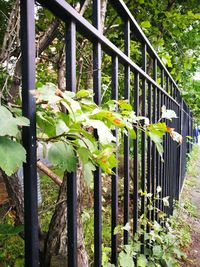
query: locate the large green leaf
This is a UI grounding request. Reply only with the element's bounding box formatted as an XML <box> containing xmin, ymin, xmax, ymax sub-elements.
<box><xmin>34</xmin><ymin>83</ymin><xmax>61</xmax><ymax>104</ymax></box>
<box><xmin>77</xmin><ymin>147</ymin><xmax>90</xmax><ymax>164</ymax></box>
<box><xmin>48</xmin><ymin>141</ymin><xmax>77</xmax><ymax>172</ymax></box>
<box><xmin>138</xmin><ymin>255</ymin><xmax>148</xmax><ymax>267</ymax></box>
<box><xmin>86</xmin><ymin>119</ymin><xmax>116</xmax><ymax>144</ymax></box>
<box><xmin>56</xmin><ymin>120</ymin><xmax>69</xmax><ymax>135</ymax></box>
<box><xmin>153</xmin><ymin>245</ymin><xmax>163</xmax><ymax>258</ymax></box>
<box><xmin>95</xmin><ymin>146</ymin><xmax>117</xmax><ymax>174</ymax></box>
<box><xmin>36</xmin><ymin>111</ymin><xmax>56</xmax><ymax>137</ymax></box>
<box><xmin>119</xmin><ymin>252</ymin><xmax>135</xmax><ymax>267</ymax></box>
<box><xmin>14</xmin><ymin>116</ymin><xmax>29</xmax><ymax>126</ymax></box>
<box><xmin>0</xmin><ymin>106</ymin><xmax>29</xmax><ymax>137</ymax></box>
<box><xmin>83</xmin><ymin>161</ymin><xmax>96</xmax><ymax>185</ymax></box>
<box><xmin>148</xmin><ymin>132</ymin><xmax>164</xmax><ymax>158</ymax></box>
<box><xmin>76</xmin><ymin>89</ymin><xmax>94</xmax><ymax>99</ymax></box>
<box><xmin>0</xmin><ymin>137</ymin><xmax>26</xmax><ymax>175</ymax></box>
<box><xmin>90</xmin><ymin>110</ymin><xmax>125</xmax><ymax>127</ymax></box>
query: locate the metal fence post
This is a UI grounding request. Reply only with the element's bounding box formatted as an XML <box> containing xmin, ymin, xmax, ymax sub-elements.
<box><xmin>21</xmin><ymin>0</ymin><xmax>39</xmax><ymax>266</ymax></box>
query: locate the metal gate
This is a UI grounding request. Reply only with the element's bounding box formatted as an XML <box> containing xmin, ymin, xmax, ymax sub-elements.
<box><xmin>20</xmin><ymin>0</ymin><xmax>193</xmax><ymax>266</ymax></box>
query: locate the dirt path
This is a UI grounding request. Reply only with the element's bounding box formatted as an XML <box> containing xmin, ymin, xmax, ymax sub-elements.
<box><xmin>180</xmin><ymin>146</ymin><xmax>200</xmax><ymax>267</ymax></box>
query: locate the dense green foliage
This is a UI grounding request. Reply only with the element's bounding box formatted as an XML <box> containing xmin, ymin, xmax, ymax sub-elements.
<box><xmin>182</xmin><ymin>79</ymin><xmax>200</xmax><ymax>121</ymax></box>
<box><xmin>34</xmin><ymin>84</ymin><xmax>181</xmax><ymax>183</ymax></box>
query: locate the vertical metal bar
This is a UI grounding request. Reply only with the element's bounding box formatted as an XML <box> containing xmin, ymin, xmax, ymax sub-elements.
<box><xmin>170</xmin><ymin>81</ymin><xmax>173</xmax><ymax>96</ymax></box>
<box><xmin>160</xmin><ymin>69</ymin><xmax>164</xmax><ymax>211</ymax></box>
<box><xmin>176</xmin><ymin>94</ymin><xmax>182</xmax><ymax>199</ymax></box>
<box><xmin>151</xmin><ymin>87</ymin><xmax>156</xmax><ymax>221</ymax></box>
<box><xmin>166</xmin><ymin>76</ymin><xmax>169</xmax><ymax>94</ymax></box>
<box><xmin>153</xmin><ymin>58</ymin><xmax>157</xmax><ymax>83</ymax></box>
<box><xmin>174</xmin><ymin>87</ymin><xmax>177</xmax><ymax>101</ymax></box>
<box><xmin>93</xmin><ymin>1</ymin><xmax>102</xmax><ymax>266</ymax></box>
<box><xmin>169</xmin><ymin>99</ymin><xmax>173</xmax><ymax>214</ymax></box>
<box><xmin>133</xmin><ymin>72</ymin><xmax>139</xmax><ymax>234</ymax></box>
<box><xmin>124</xmin><ymin>19</ymin><xmax>130</xmax><ymax>245</ymax></box>
<box><xmin>147</xmin><ymin>82</ymin><xmax>152</xmax><ymax>230</ymax></box>
<box><xmin>169</xmin><ymin>100</ymin><xmax>173</xmax><ymax>213</ymax></box>
<box><xmin>166</xmin><ymin>96</ymin><xmax>170</xmax><ymax>215</ymax></box>
<box><xmin>141</xmin><ymin>43</ymin><xmax>146</xmax><ymax>252</ymax></box>
<box><xmin>151</xmin><ymin>58</ymin><xmax>157</xmax><ymax>221</ymax></box>
<box><xmin>156</xmin><ymin>88</ymin><xmax>161</xmax><ymax>219</ymax></box>
<box><xmin>164</xmin><ymin>77</ymin><xmax>169</xmax><ymax>214</ymax></box>
<box><xmin>66</xmin><ymin>20</ymin><xmax>77</xmax><ymax>267</ymax></box>
<box><xmin>163</xmin><ymin>93</ymin><xmax>167</xmax><ymax>214</ymax></box>
<box><xmin>111</xmin><ymin>56</ymin><xmax>119</xmax><ymax>264</ymax></box>
<box><xmin>21</xmin><ymin>1</ymin><xmax>39</xmax><ymax>266</ymax></box>
<box><xmin>176</xmin><ymin>103</ymin><xmax>180</xmax><ymax>200</ymax></box>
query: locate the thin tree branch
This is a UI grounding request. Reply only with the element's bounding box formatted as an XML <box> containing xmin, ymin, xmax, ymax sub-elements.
<box><xmin>37</xmin><ymin>161</ymin><xmax>62</xmax><ymax>186</ymax></box>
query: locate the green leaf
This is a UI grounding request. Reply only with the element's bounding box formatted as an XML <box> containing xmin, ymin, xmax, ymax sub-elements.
<box><xmin>153</xmin><ymin>245</ymin><xmax>163</xmax><ymax>258</ymax></box>
<box><xmin>186</xmin><ymin>135</ymin><xmax>193</xmax><ymax>140</ymax></box>
<box><xmin>77</xmin><ymin>147</ymin><xmax>90</xmax><ymax>164</ymax></box>
<box><xmin>114</xmin><ymin>225</ymin><xmax>122</xmax><ymax>235</ymax></box>
<box><xmin>83</xmin><ymin>161</ymin><xmax>96</xmax><ymax>185</ymax></box>
<box><xmin>0</xmin><ymin>137</ymin><xmax>26</xmax><ymax>175</ymax></box>
<box><xmin>95</xmin><ymin>146</ymin><xmax>117</xmax><ymax>173</ymax></box>
<box><xmin>0</xmin><ymin>224</ymin><xmax>24</xmax><ymax>235</ymax></box>
<box><xmin>119</xmin><ymin>252</ymin><xmax>135</xmax><ymax>267</ymax></box>
<box><xmin>48</xmin><ymin>141</ymin><xmax>77</xmax><ymax>172</ymax></box>
<box><xmin>14</xmin><ymin>116</ymin><xmax>30</xmax><ymax>126</ymax></box>
<box><xmin>76</xmin><ymin>89</ymin><xmax>93</xmax><ymax>98</ymax></box>
<box><xmin>86</xmin><ymin>119</ymin><xmax>116</xmax><ymax>144</ymax></box>
<box><xmin>79</xmin><ymin>98</ymin><xmax>97</xmax><ymax>110</ymax></box>
<box><xmin>147</xmin><ymin>122</ymin><xmax>167</xmax><ymax>136</ymax></box>
<box><xmin>34</xmin><ymin>83</ymin><xmax>61</xmax><ymax>104</ymax></box>
<box><xmin>103</xmin><ymin>264</ymin><xmax>115</xmax><ymax>267</ymax></box>
<box><xmin>61</xmin><ymin>94</ymin><xmax>81</xmax><ymax>114</ymax></box>
<box><xmin>126</xmin><ymin>127</ymin><xmax>136</xmax><ymax>139</ymax></box>
<box><xmin>37</xmin><ymin>111</ymin><xmax>56</xmax><ymax>137</ymax></box>
<box><xmin>90</xmin><ymin>110</ymin><xmax>125</xmax><ymax>127</ymax></box>
<box><xmin>56</xmin><ymin>120</ymin><xmax>69</xmax><ymax>135</ymax></box>
<box><xmin>141</xmin><ymin>21</ymin><xmax>151</xmax><ymax>29</ymax></box>
<box><xmin>138</xmin><ymin>255</ymin><xmax>148</xmax><ymax>267</ymax></box>
<box><xmin>118</xmin><ymin>100</ymin><xmax>132</xmax><ymax>111</ymax></box>
<box><xmin>148</xmin><ymin>132</ymin><xmax>163</xmax><ymax>158</ymax></box>
<box><xmin>0</xmin><ymin>106</ymin><xmax>29</xmax><ymax>137</ymax></box>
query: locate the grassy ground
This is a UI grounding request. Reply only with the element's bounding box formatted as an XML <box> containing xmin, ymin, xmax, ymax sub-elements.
<box><xmin>179</xmin><ymin>144</ymin><xmax>200</xmax><ymax>266</ymax></box>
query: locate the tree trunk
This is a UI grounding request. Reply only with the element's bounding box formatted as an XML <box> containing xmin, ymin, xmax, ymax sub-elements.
<box><xmin>57</xmin><ymin>46</ymin><xmax>66</xmax><ymax>91</ymax></box>
<box><xmin>0</xmin><ymin>170</ymin><xmax>24</xmax><ymax>225</ymax></box>
<box><xmin>43</xmin><ymin>166</ymin><xmax>88</xmax><ymax>267</ymax></box>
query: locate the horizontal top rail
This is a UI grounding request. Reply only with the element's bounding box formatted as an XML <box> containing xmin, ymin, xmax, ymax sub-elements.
<box><xmin>37</xmin><ymin>0</ymin><xmax>181</xmax><ymax>107</ymax></box>
<box><xmin>109</xmin><ymin>0</ymin><xmax>180</xmax><ymax>93</ymax></box>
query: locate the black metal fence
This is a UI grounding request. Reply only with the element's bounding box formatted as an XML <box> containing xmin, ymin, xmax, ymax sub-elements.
<box><xmin>21</xmin><ymin>0</ymin><xmax>193</xmax><ymax>266</ymax></box>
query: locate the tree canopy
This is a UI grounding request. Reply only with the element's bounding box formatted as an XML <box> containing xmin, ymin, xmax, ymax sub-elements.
<box><xmin>0</xmin><ymin>0</ymin><xmax>199</xmax><ymax>117</ymax></box>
